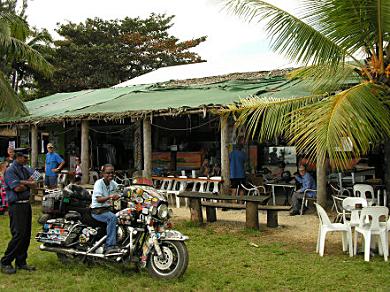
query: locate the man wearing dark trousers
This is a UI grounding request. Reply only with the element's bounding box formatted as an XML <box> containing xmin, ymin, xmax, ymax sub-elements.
<box><xmin>1</xmin><ymin>148</ymin><xmax>37</xmax><ymax>274</ymax></box>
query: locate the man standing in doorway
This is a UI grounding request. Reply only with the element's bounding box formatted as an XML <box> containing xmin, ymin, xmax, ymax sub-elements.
<box><xmin>229</xmin><ymin>144</ymin><xmax>247</xmax><ymax>193</ymax></box>
<box><xmin>1</xmin><ymin>148</ymin><xmax>37</xmax><ymax>274</ymax></box>
<box><xmin>45</xmin><ymin>143</ymin><xmax>64</xmax><ymax>189</ymax></box>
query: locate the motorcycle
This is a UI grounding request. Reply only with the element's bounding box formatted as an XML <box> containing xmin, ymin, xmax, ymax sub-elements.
<box><xmin>35</xmin><ymin>180</ymin><xmax>189</xmax><ymax>279</ymax></box>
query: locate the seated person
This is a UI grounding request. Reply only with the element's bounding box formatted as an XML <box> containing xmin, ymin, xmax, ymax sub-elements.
<box><xmin>199</xmin><ymin>158</ymin><xmax>211</xmax><ymax>177</ymax></box>
<box><xmin>210</xmin><ymin>162</ymin><xmax>221</xmax><ymax>177</ymax></box>
<box><xmin>290</xmin><ymin>165</ymin><xmax>316</xmax><ymax>216</ymax></box>
<box><xmin>91</xmin><ymin>164</ymin><xmax>120</xmax><ymax>254</ymax></box>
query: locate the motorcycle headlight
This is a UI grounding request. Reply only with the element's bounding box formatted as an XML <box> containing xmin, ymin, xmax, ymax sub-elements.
<box><xmin>157</xmin><ymin>204</ymin><xmax>168</xmax><ymax>219</ymax></box>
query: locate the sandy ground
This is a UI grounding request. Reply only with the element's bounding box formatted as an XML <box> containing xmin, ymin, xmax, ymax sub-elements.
<box><xmin>169</xmin><ymin>204</ymin><xmax>348</xmax><ymax>255</ymax></box>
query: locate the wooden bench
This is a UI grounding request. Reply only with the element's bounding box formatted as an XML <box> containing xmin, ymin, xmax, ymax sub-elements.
<box><xmin>201</xmin><ymin>201</ymin><xmax>290</xmax><ymax>228</ymax></box>
<box><xmin>178</xmin><ymin>191</ymin><xmax>277</xmax><ymax>230</ymax></box>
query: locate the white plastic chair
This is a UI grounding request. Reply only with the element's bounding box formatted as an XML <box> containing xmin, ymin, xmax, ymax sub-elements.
<box><xmin>315</xmin><ymin>203</ymin><xmax>353</xmax><ymax>257</ymax></box>
<box><xmin>157</xmin><ymin>177</ymin><xmax>175</xmax><ymax>204</ymax></box>
<box><xmin>353</xmin><ymin>184</ymin><xmax>376</xmax><ymax>206</ymax></box>
<box><xmin>239</xmin><ymin>183</ymin><xmax>266</xmax><ymax>196</ymax></box>
<box><xmin>354</xmin><ymin>206</ymin><xmax>389</xmax><ymax>262</ymax></box>
<box><xmin>332</xmin><ymin>195</ymin><xmax>345</xmax><ymax>223</ymax></box>
<box><xmin>57</xmin><ymin>170</ymin><xmax>69</xmax><ymax>186</ymax></box>
<box><xmin>208</xmin><ymin>176</ymin><xmax>221</xmax><ymax>194</ymax></box>
<box><xmin>166</xmin><ymin>176</ymin><xmax>188</xmax><ymax>208</ymax></box>
<box><xmin>300</xmin><ymin>189</ymin><xmax>317</xmax><ymax>215</ymax></box>
<box><xmin>342</xmin><ymin>197</ymin><xmax>368</xmax><ymax>228</ymax></box>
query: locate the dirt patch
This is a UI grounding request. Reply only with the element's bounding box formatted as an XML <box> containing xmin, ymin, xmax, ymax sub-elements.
<box><xmin>171</xmin><ymin>207</ymin><xmax>346</xmax><ymax>255</ymax></box>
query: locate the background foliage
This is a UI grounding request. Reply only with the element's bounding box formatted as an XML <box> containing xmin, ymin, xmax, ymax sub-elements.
<box><xmin>34</xmin><ymin>14</ymin><xmax>206</xmax><ymax>97</ymax></box>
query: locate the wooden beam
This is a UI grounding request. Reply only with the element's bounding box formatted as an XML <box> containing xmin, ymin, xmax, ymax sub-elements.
<box><xmin>220</xmin><ymin>116</ymin><xmax>230</xmax><ymax>193</ymax></box>
<box><xmin>81</xmin><ymin>120</ymin><xmax>89</xmax><ymax>184</ymax></box>
<box><xmin>143</xmin><ymin>117</ymin><xmax>152</xmax><ymax>178</ymax></box>
<box><xmin>31</xmin><ymin>124</ymin><xmax>38</xmax><ymax>169</ymax></box>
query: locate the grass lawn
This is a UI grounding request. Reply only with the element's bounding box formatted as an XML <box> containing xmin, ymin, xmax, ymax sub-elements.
<box><xmin>0</xmin><ymin>204</ymin><xmax>389</xmax><ymax>291</ymax></box>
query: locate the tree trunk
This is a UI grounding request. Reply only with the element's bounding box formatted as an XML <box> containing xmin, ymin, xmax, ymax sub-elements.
<box><xmin>384</xmin><ymin>138</ymin><xmax>390</xmax><ymax>204</ymax></box>
<box><xmin>316</xmin><ymin>156</ymin><xmax>328</xmax><ymax>207</ymax></box>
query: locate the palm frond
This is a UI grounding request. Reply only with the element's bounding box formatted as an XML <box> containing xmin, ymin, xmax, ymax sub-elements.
<box><xmin>0</xmin><ymin>72</ymin><xmax>28</xmax><ymax>116</ymax></box>
<box><xmin>289</xmin><ymin>82</ymin><xmax>390</xmax><ymax>170</ymax></box>
<box><xmin>301</xmin><ymin>0</ymin><xmax>378</xmax><ymax>56</ymax></box>
<box><xmin>0</xmin><ymin>12</ymin><xmax>28</xmax><ymax>41</ymax></box>
<box><xmin>6</xmin><ymin>37</ymin><xmax>53</xmax><ymax>77</ymax></box>
<box><xmin>224</xmin><ymin>0</ymin><xmax>346</xmax><ymax>67</ymax></box>
<box><xmin>288</xmin><ymin>63</ymin><xmax>362</xmax><ymax>93</ymax></box>
<box><xmin>221</xmin><ymin>94</ymin><xmax>326</xmax><ymax>142</ymax></box>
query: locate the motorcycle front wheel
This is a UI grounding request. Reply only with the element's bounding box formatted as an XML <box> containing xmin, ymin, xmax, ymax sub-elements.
<box><xmin>147</xmin><ymin>240</ymin><xmax>189</xmax><ymax>279</ymax></box>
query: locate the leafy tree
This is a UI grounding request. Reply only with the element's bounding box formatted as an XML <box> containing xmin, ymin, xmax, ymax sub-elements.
<box><xmin>0</xmin><ymin>0</ymin><xmax>52</xmax><ymax>114</ymax></box>
<box><xmin>40</xmin><ymin>14</ymin><xmax>206</xmax><ymax>94</ymax></box>
<box><xmin>0</xmin><ymin>15</ymin><xmax>52</xmax><ymax>115</ymax></box>
<box><xmin>223</xmin><ymin>0</ymin><xmax>390</xmax><ymax>205</ymax></box>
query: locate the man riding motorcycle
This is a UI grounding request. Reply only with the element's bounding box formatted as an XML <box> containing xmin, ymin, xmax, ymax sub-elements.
<box><xmin>90</xmin><ymin>164</ymin><xmax>120</xmax><ymax>255</ymax></box>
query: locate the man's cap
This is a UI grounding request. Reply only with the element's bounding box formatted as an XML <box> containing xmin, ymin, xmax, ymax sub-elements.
<box><xmin>47</xmin><ymin>143</ymin><xmax>54</xmax><ymax>148</ymax></box>
<box><xmin>14</xmin><ymin>148</ymin><xmax>30</xmax><ymax>157</ymax></box>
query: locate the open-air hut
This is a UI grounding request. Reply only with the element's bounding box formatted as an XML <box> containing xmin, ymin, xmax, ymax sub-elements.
<box><xmin>0</xmin><ymin>69</ymin><xmax>313</xmax><ymax>191</ymax></box>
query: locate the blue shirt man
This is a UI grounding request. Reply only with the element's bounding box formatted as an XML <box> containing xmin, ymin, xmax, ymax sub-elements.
<box><xmin>1</xmin><ymin>148</ymin><xmax>37</xmax><ymax>274</ymax></box>
<box><xmin>229</xmin><ymin>145</ymin><xmax>247</xmax><ymax>188</ymax></box>
<box><xmin>4</xmin><ymin>160</ymin><xmax>33</xmax><ymax>204</ymax></box>
<box><xmin>290</xmin><ymin>165</ymin><xmax>316</xmax><ymax>215</ymax></box>
<box><xmin>45</xmin><ymin>143</ymin><xmax>64</xmax><ymax>189</ymax></box>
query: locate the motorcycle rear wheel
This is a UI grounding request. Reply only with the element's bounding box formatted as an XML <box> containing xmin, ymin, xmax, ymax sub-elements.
<box><xmin>147</xmin><ymin>240</ymin><xmax>188</xmax><ymax>279</ymax></box>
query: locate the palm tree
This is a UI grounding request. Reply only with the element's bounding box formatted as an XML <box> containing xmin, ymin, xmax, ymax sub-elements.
<box><xmin>0</xmin><ymin>12</ymin><xmax>52</xmax><ymax>116</ymax></box>
<box><xmin>222</xmin><ymin>0</ymin><xmax>390</xmax><ymax>206</ymax></box>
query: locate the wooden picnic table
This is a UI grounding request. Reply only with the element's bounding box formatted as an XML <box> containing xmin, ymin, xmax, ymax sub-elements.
<box><xmin>177</xmin><ymin>191</ymin><xmax>277</xmax><ymax>229</ymax></box>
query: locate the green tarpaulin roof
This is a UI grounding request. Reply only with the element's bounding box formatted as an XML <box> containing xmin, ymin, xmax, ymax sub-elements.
<box><xmin>0</xmin><ymin>76</ymin><xmax>314</xmax><ymax>124</ymax></box>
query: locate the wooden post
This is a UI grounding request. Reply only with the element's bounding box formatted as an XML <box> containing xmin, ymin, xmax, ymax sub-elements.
<box><xmin>31</xmin><ymin>124</ymin><xmax>38</xmax><ymax>169</ymax></box>
<box><xmin>143</xmin><ymin>117</ymin><xmax>152</xmax><ymax>178</ymax></box>
<box><xmin>220</xmin><ymin>116</ymin><xmax>230</xmax><ymax>194</ymax></box>
<box><xmin>205</xmin><ymin>204</ymin><xmax>217</xmax><ymax>222</ymax></box>
<box><xmin>266</xmin><ymin>210</ymin><xmax>278</xmax><ymax>228</ymax></box>
<box><xmin>81</xmin><ymin>120</ymin><xmax>89</xmax><ymax>185</ymax></box>
<box><xmin>134</xmin><ymin>120</ymin><xmax>143</xmax><ymax>171</ymax></box>
<box><xmin>189</xmin><ymin>198</ymin><xmax>203</xmax><ymax>224</ymax></box>
<box><xmin>246</xmin><ymin>202</ymin><xmax>259</xmax><ymax>229</ymax></box>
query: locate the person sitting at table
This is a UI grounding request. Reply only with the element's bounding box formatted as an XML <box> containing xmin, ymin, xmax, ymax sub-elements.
<box><xmin>210</xmin><ymin>162</ymin><xmax>221</xmax><ymax>177</ymax></box>
<box><xmin>199</xmin><ymin>158</ymin><xmax>211</xmax><ymax>177</ymax></box>
<box><xmin>290</xmin><ymin>165</ymin><xmax>316</xmax><ymax>216</ymax></box>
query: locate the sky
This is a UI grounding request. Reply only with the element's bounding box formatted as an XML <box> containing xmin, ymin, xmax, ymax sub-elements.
<box><xmin>26</xmin><ymin>0</ymin><xmax>299</xmax><ymax>75</ymax></box>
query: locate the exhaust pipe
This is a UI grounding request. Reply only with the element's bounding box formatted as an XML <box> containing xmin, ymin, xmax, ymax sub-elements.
<box><xmin>39</xmin><ymin>244</ymin><xmax>125</xmax><ymax>260</ymax></box>
<box><xmin>39</xmin><ymin>244</ymin><xmax>105</xmax><ymax>258</ymax></box>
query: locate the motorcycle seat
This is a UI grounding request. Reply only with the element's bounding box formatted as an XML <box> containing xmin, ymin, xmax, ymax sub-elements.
<box><xmin>64</xmin><ymin>211</ymin><xmax>82</xmax><ymax>221</ymax></box>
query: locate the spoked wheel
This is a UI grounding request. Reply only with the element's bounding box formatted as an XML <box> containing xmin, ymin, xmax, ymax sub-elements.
<box><xmin>147</xmin><ymin>241</ymin><xmax>188</xmax><ymax>279</ymax></box>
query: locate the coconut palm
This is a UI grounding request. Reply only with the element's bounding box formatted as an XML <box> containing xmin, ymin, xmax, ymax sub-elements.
<box><xmin>0</xmin><ymin>12</ymin><xmax>52</xmax><ymax>116</ymax></box>
<box><xmin>222</xmin><ymin>0</ymin><xmax>390</xmax><ymax>205</ymax></box>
